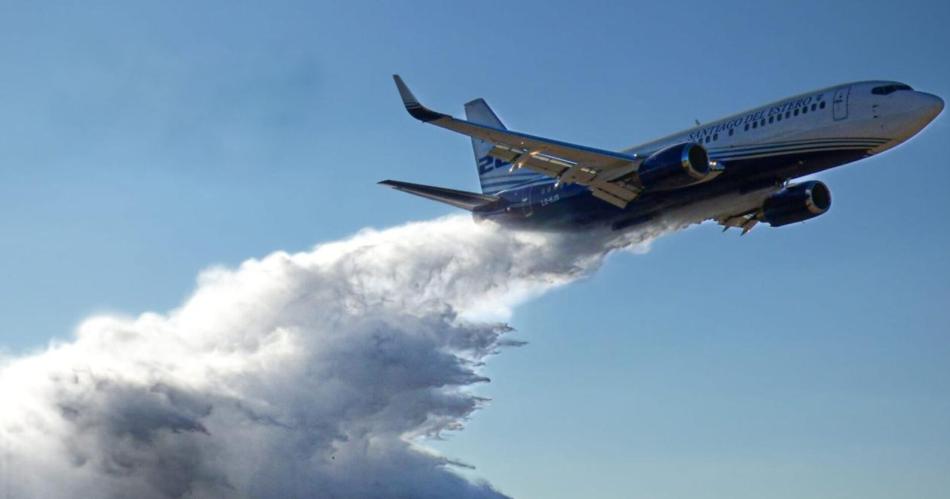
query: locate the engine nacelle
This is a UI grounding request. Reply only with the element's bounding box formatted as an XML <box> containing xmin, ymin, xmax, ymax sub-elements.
<box><xmin>762</xmin><ymin>181</ymin><xmax>831</xmax><ymax>227</ymax></box>
<box><xmin>638</xmin><ymin>142</ymin><xmax>712</xmax><ymax>190</ymax></box>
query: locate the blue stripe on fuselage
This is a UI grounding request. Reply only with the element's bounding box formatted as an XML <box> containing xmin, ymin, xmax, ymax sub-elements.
<box><xmin>706</xmin><ymin>137</ymin><xmax>886</xmax><ymax>155</ymax></box>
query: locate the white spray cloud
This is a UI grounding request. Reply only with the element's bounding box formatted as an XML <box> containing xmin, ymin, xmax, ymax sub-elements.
<box><xmin>0</xmin><ymin>215</ymin><xmax>674</xmax><ymax>499</ymax></box>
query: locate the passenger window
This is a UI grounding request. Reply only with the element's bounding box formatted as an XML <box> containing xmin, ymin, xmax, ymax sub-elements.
<box><xmin>744</xmin><ymin>123</ymin><xmax>749</xmax><ymax>131</ymax></box>
<box><xmin>752</xmin><ymin>121</ymin><xmax>757</xmax><ymax>129</ymax></box>
<box><xmin>713</xmin><ymin>133</ymin><xmax>719</xmax><ymax>141</ymax></box>
<box><xmin>785</xmin><ymin>111</ymin><xmax>791</xmax><ymax>119</ymax></box>
<box><xmin>802</xmin><ymin>106</ymin><xmax>808</xmax><ymax>114</ymax></box>
<box><xmin>729</xmin><ymin>128</ymin><xmax>734</xmax><ymax>136</ymax></box>
<box><xmin>777</xmin><ymin>113</ymin><xmax>782</xmax><ymax>121</ymax></box>
<box><xmin>760</xmin><ymin>119</ymin><xmax>766</xmax><ymax>127</ymax></box>
<box><xmin>820</xmin><ymin>101</ymin><xmax>826</xmax><ymax>109</ymax></box>
<box><xmin>811</xmin><ymin>103</ymin><xmax>817</xmax><ymax>111</ymax></box>
<box><xmin>794</xmin><ymin>108</ymin><xmax>799</xmax><ymax>116</ymax></box>
<box><xmin>769</xmin><ymin>116</ymin><xmax>774</xmax><ymax>124</ymax></box>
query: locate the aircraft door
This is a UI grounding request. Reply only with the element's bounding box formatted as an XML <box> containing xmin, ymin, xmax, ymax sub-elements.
<box><xmin>833</xmin><ymin>86</ymin><xmax>850</xmax><ymax>121</ymax></box>
<box><xmin>520</xmin><ymin>186</ymin><xmax>534</xmax><ymax>217</ymax></box>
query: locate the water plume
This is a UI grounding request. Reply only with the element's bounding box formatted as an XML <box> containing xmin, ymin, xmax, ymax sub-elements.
<box><xmin>0</xmin><ymin>215</ymin><xmax>673</xmax><ymax>498</ymax></box>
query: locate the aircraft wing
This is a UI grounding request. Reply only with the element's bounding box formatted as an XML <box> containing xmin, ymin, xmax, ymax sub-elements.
<box><xmin>393</xmin><ymin>75</ymin><xmax>645</xmax><ymax>208</ymax></box>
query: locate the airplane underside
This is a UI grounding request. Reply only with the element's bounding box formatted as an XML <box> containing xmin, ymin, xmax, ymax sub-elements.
<box><xmin>477</xmin><ymin>148</ymin><xmax>872</xmax><ymax>232</ymax></box>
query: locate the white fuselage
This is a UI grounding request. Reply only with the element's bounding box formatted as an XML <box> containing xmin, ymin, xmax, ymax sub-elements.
<box><xmin>602</xmin><ymin>81</ymin><xmax>944</xmax><ymax>227</ymax></box>
<box><xmin>628</xmin><ymin>80</ymin><xmax>942</xmax><ymax>165</ymax></box>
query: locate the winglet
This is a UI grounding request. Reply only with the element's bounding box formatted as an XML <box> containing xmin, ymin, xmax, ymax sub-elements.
<box><xmin>393</xmin><ymin>75</ymin><xmax>448</xmax><ymax>122</ymax></box>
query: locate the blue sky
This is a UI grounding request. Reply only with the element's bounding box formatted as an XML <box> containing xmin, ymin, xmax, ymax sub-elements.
<box><xmin>1</xmin><ymin>1</ymin><xmax>948</xmax><ymax>497</ymax></box>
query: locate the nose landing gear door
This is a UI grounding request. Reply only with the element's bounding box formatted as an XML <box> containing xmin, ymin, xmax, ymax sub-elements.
<box><xmin>833</xmin><ymin>85</ymin><xmax>850</xmax><ymax>121</ymax></box>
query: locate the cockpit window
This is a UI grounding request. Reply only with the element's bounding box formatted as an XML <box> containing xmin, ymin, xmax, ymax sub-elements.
<box><xmin>871</xmin><ymin>84</ymin><xmax>913</xmax><ymax>95</ymax></box>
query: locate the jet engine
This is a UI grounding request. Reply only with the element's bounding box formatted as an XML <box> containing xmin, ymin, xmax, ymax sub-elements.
<box><xmin>638</xmin><ymin>142</ymin><xmax>714</xmax><ymax>190</ymax></box>
<box><xmin>762</xmin><ymin>181</ymin><xmax>831</xmax><ymax>227</ymax></box>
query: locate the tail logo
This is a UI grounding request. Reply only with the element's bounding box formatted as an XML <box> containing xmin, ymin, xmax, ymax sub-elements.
<box><xmin>477</xmin><ymin>156</ymin><xmax>511</xmax><ymax>175</ymax></box>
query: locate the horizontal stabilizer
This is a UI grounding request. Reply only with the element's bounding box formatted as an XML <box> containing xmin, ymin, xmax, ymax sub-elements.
<box><xmin>378</xmin><ymin>180</ymin><xmax>503</xmax><ymax>212</ymax></box>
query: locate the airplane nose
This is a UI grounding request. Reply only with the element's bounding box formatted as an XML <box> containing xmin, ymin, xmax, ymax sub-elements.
<box><xmin>917</xmin><ymin>92</ymin><xmax>944</xmax><ymax>121</ymax></box>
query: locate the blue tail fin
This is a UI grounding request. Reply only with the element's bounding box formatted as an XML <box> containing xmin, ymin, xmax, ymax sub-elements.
<box><xmin>464</xmin><ymin>99</ymin><xmax>547</xmax><ymax>194</ymax></box>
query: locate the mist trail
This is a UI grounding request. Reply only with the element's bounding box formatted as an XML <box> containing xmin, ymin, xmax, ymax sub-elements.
<box><xmin>0</xmin><ymin>214</ymin><xmax>679</xmax><ymax>499</ymax></box>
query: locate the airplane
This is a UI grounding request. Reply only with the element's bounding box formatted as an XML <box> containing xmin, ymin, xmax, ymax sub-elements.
<box><xmin>381</xmin><ymin>75</ymin><xmax>943</xmax><ymax>234</ymax></box>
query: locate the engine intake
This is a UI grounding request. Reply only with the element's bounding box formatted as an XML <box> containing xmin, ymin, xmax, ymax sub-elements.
<box><xmin>638</xmin><ymin>142</ymin><xmax>712</xmax><ymax>190</ymax></box>
<box><xmin>762</xmin><ymin>181</ymin><xmax>832</xmax><ymax>227</ymax></box>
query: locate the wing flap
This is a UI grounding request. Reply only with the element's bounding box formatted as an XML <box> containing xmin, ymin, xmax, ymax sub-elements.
<box><xmin>591</xmin><ymin>181</ymin><xmax>641</xmax><ymax>201</ymax></box>
<box><xmin>488</xmin><ymin>144</ymin><xmax>574</xmax><ymax>177</ymax></box>
<box><xmin>716</xmin><ymin>210</ymin><xmax>761</xmax><ymax>235</ymax></box>
<box><xmin>590</xmin><ymin>187</ymin><xmax>630</xmax><ymax>208</ymax></box>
